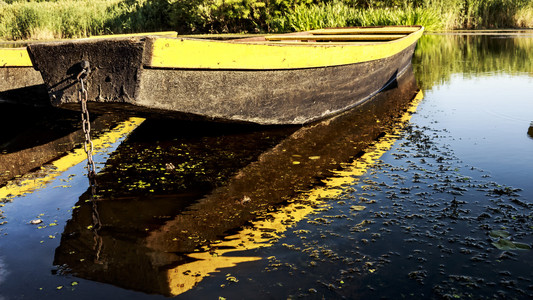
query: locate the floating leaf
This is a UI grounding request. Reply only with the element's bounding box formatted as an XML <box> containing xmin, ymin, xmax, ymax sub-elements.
<box><xmin>492</xmin><ymin>238</ymin><xmax>531</xmax><ymax>250</ymax></box>
<box><xmin>489</xmin><ymin>230</ymin><xmax>510</xmax><ymax>238</ymax></box>
<box><xmin>514</xmin><ymin>242</ymin><xmax>532</xmax><ymax>250</ymax></box>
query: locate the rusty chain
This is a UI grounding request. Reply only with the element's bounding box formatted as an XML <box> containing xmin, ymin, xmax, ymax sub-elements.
<box><xmin>77</xmin><ymin>61</ymin><xmax>103</xmax><ymax>263</ymax></box>
<box><xmin>77</xmin><ymin>62</ymin><xmax>96</xmax><ymax>181</ymax></box>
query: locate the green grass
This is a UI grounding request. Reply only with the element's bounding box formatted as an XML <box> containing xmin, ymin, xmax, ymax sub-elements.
<box><xmin>1</xmin><ymin>0</ymin><xmax>533</xmax><ymax>41</ymax></box>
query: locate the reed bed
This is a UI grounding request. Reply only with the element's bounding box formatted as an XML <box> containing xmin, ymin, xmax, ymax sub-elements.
<box><xmin>1</xmin><ymin>0</ymin><xmax>532</xmax><ymax>41</ymax></box>
<box><xmin>269</xmin><ymin>3</ymin><xmax>447</xmax><ymax>32</ymax></box>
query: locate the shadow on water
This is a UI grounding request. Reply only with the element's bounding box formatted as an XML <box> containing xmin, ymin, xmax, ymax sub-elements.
<box><xmin>52</xmin><ymin>66</ymin><xmax>420</xmax><ymax>296</ymax></box>
<box><xmin>0</xmin><ymin>103</ymin><xmax>124</xmax><ymax>187</ymax></box>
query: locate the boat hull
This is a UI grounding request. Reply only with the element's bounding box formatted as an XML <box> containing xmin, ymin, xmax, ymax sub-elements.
<box><xmin>28</xmin><ymin>27</ymin><xmax>422</xmax><ymax>124</ymax></box>
<box><xmin>136</xmin><ymin>43</ymin><xmax>416</xmax><ymax>124</ymax></box>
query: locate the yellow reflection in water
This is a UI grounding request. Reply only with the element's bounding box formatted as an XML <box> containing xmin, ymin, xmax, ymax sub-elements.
<box><xmin>165</xmin><ymin>91</ymin><xmax>424</xmax><ymax>296</ymax></box>
<box><xmin>0</xmin><ymin>117</ymin><xmax>145</xmax><ymax>201</ymax></box>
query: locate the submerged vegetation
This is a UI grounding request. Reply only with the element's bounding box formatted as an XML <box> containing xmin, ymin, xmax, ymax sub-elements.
<box><xmin>0</xmin><ymin>0</ymin><xmax>533</xmax><ymax>40</ymax></box>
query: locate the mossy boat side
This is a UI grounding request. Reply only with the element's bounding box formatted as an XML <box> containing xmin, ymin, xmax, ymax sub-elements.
<box><xmin>28</xmin><ymin>26</ymin><xmax>424</xmax><ymax>124</ymax></box>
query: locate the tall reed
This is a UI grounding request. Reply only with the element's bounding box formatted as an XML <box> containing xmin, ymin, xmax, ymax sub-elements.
<box><xmin>269</xmin><ymin>2</ymin><xmax>451</xmax><ymax>32</ymax></box>
<box><xmin>514</xmin><ymin>2</ymin><xmax>533</xmax><ymax>28</ymax></box>
<box><xmin>0</xmin><ymin>0</ymin><xmax>121</xmax><ymax>40</ymax></box>
<box><xmin>460</xmin><ymin>0</ymin><xmax>530</xmax><ymax>29</ymax></box>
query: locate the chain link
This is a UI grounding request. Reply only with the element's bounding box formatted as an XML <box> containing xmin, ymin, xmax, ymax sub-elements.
<box><xmin>77</xmin><ymin>67</ymin><xmax>96</xmax><ymax>182</ymax></box>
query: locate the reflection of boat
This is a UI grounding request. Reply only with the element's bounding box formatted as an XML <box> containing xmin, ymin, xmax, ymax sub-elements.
<box><xmin>0</xmin><ymin>47</ymin><xmax>46</xmax><ymax>104</ymax></box>
<box><xmin>0</xmin><ymin>103</ymin><xmax>121</xmax><ymax>186</ymax></box>
<box><xmin>29</xmin><ymin>26</ymin><xmax>423</xmax><ymax>124</ymax></box>
<box><xmin>54</xmin><ymin>65</ymin><xmax>421</xmax><ymax>296</ymax></box>
<box><xmin>0</xmin><ymin>116</ymin><xmax>143</xmax><ymax>202</ymax></box>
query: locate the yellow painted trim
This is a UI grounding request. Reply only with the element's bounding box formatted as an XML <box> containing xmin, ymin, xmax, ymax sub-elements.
<box><xmin>246</xmin><ymin>41</ymin><xmax>380</xmax><ymax>46</ymax></box>
<box><xmin>0</xmin><ymin>48</ymin><xmax>33</xmax><ymax>67</ymax></box>
<box><xmin>265</xmin><ymin>34</ymin><xmax>403</xmax><ymax>41</ymax></box>
<box><xmin>0</xmin><ymin>117</ymin><xmax>145</xmax><ymax>202</ymax></box>
<box><xmin>149</xmin><ymin>26</ymin><xmax>423</xmax><ymax>69</ymax></box>
<box><xmin>165</xmin><ymin>90</ymin><xmax>424</xmax><ymax>295</ymax></box>
<box><xmin>310</xmin><ymin>27</ymin><xmax>420</xmax><ymax>35</ymax></box>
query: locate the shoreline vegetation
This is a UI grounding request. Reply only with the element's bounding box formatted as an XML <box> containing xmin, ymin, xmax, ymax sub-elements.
<box><xmin>0</xmin><ymin>0</ymin><xmax>532</xmax><ymax>41</ymax></box>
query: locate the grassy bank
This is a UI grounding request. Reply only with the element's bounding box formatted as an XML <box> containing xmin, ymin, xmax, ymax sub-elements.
<box><xmin>1</xmin><ymin>0</ymin><xmax>533</xmax><ymax>41</ymax></box>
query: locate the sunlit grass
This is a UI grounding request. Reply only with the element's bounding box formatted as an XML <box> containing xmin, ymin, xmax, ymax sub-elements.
<box><xmin>269</xmin><ymin>3</ymin><xmax>450</xmax><ymax>32</ymax></box>
<box><xmin>0</xmin><ymin>0</ymin><xmax>121</xmax><ymax>40</ymax></box>
<box><xmin>515</xmin><ymin>4</ymin><xmax>533</xmax><ymax>28</ymax></box>
<box><xmin>268</xmin><ymin>0</ymin><xmax>533</xmax><ymax>32</ymax></box>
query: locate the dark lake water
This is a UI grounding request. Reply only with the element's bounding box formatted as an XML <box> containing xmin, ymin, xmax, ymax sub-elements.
<box><xmin>1</xmin><ymin>34</ymin><xmax>532</xmax><ymax>299</ymax></box>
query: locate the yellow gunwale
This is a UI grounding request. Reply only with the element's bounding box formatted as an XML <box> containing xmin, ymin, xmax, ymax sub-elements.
<box><xmin>148</xmin><ymin>26</ymin><xmax>424</xmax><ymax>70</ymax></box>
<box><xmin>310</xmin><ymin>26</ymin><xmax>420</xmax><ymax>35</ymax></box>
<box><xmin>0</xmin><ymin>48</ymin><xmax>32</xmax><ymax>67</ymax></box>
<box><xmin>264</xmin><ymin>34</ymin><xmax>404</xmax><ymax>41</ymax></box>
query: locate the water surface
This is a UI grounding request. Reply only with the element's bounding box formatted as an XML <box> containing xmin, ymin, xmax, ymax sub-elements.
<box><xmin>0</xmin><ymin>33</ymin><xmax>532</xmax><ymax>299</ymax></box>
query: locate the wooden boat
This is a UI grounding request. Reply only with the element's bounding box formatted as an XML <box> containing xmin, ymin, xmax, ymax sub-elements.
<box><xmin>28</xmin><ymin>26</ymin><xmax>424</xmax><ymax>124</ymax></box>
